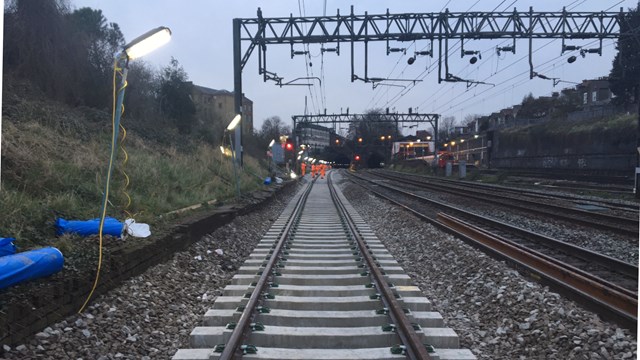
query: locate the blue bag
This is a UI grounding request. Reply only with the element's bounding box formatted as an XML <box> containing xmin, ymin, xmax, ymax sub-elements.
<box><xmin>264</xmin><ymin>177</ymin><xmax>272</xmax><ymax>185</ymax></box>
<box><xmin>55</xmin><ymin>217</ymin><xmax>123</xmax><ymax>238</ymax></box>
<box><xmin>0</xmin><ymin>238</ymin><xmax>17</xmax><ymax>257</ymax></box>
<box><xmin>0</xmin><ymin>247</ymin><xmax>64</xmax><ymax>289</ymax></box>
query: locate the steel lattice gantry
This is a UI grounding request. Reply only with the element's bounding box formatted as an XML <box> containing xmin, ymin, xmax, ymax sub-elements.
<box><xmin>231</xmin><ymin>7</ymin><xmax>626</xmax><ymax>164</ymax></box>
<box><xmin>292</xmin><ymin>113</ymin><xmax>439</xmax><ymax>124</ymax></box>
<box><xmin>239</xmin><ymin>7</ymin><xmax>622</xmax><ymax>52</ymax></box>
<box><xmin>292</xmin><ymin>112</ymin><xmax>440</xmax><ymax>162</ymax></box>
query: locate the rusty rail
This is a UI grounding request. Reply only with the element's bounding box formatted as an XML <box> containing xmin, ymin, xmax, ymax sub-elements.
<box><xmin>437</xmin><ymin>212</ymin><xmax>638</xmax><ymax>329</ymax></box>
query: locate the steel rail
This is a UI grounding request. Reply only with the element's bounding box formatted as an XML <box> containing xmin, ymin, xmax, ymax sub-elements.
<box><xmin>382</xmin><ymin>169</ymin><xmax>639</xmax><ymax>212</ymax></box>
<box><xmin>347</xmin><ymin>172</ymin><xmax>638</xmax><ymax>330</ymax></box>
<box><xmin>327</xmin><ymin>172</ymin><xmax>432</xmax><ymax>360</ymax></box>
<box><xmin>370</xmin><ymin>171</ymin><xmax>638</xmax><ymax>237</ymax></box>
<box><xmin>437</xmin><ymin>213</ymin><xmax>638</xmax><ymax>330</ymax></box>
<box><xmin>218</xmin><ymin>179</ymin><xmax>315</xmax><ymax>360</ymax></box>
<box><xmin>352</xmin><ymin>172</ymin><xmax>637</xmax><ymax>288</ymax></box>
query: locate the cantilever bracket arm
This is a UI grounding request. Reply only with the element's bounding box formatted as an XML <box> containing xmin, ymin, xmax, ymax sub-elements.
<box><xmin>443</xmin><ymin>73</ymin><xmax>494</xmax><ymax>88</ymax></box>
<box><xmin>372</xmin><ymin>83</ymin><xmax>407</xmax><ymax>89</ymax></box>
<box><xmin>279</xmin><ymin>77</ymin><xmax>321</xmax><ymax>87</ymax></box>
<box><xmin>466</xmin><ymin>80</ymin><xmax>495</xmax><ymax>89</ymax></box>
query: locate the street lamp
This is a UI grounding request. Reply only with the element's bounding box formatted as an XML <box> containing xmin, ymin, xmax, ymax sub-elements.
<box><xmin>267</xmin><ymin>139</ymin><xmax>276</xmax><ymax>178</ymax></box>
<box><xmin>123</xmin><ymin>27</ymin><xmax>171</xmax><ymax>59</ymax></box>
<box><xmin>226</xmin><ymin>114</ymin><xmax>242</xmax><ymax>198</ymax></box>
<box><xmin>81</xmin><ymin>26</ymin><xmax>171</xmax><ymax>314</ymax></box>
<box><xmin>227</xmin><ymin>114</ymin><xmax>241</xmax><ymax>131</ymax></box>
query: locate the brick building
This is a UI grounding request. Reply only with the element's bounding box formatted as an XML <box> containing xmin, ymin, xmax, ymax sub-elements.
<box><xmin>576</xmin><ymin>77</ymin><xmax>613</xmax><ymax>108</ymax></box>
<box><xmin>191</xmin><ymin>84</ymin><xmax>253</xmax><ymax>134</ymax></box>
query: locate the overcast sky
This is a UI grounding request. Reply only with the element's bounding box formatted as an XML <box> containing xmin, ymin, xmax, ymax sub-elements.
<box><xmin>73</xmin><ymin>0</ymin><xmax>636</xmax><ymax>135</ymax></box>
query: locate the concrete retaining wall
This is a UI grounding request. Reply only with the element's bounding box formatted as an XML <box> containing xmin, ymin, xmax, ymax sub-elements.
<box><xmin>491</xmin><ymin>116</ymin><xmax>636</xmax><ymax>173</ymax></box>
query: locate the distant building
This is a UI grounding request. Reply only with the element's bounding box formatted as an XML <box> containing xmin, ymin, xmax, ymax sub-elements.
<box><xmin>191</xmin><ymin>84</ymin><xmax>253</xmax><ymax>134</ymax></box>
<box><xmin>576</xmin><ymin>77</ymin><xmax>612</xmax><ymax>108</ymax></box>
<box><xmin>451</xmin><ymin>126</ymin><xmax>469</xmax><ymax>136</ymax></box>
<box><xmin>296</xmin><ymin>123</ymin><xmax>332</xmax><ymax>155</ymax></box>
<box><xmin>415</xmin><ymin>130</ymin><xmax>433</xmax><ymax>140</ymax></box>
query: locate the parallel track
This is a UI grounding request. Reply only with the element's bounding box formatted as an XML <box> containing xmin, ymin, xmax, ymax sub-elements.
<box><xmin>379</xmin><ymin>169</ymin><xmax>639</xmax><ymax>213</ymax></box>
<box><xmin>369</xmin><ymin>171</ymin><xmax>638</xmax><ymax>238</ymax></box>
<box><xmin>348</xmin><ymin>171</ymin><xmax>638</xmax><ymax>330</ymax></box>
<box><xmin>173</xmin><ymin>172</ymin><xmax>475</xmax><ymax>360</ymax></box>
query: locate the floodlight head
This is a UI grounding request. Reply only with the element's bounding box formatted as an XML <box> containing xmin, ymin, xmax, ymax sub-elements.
<box><xmin>226</xmin><ymin>114</ymin><xmax>242</xmax><ymax>131</ymax></box>
<box><xmin>407</xmin><ymin>56</ymin><xmax>416</xmax><ymax>65</ymax></box>
<box><xmin>124</xmin><ymin>27</ymin><xmax>171</xmax><ymax>60</ymax></box>
<box><xmin>469</xmin><ymin>56</ymin><xmax>478</xmax><ymax>64</ymax></box>
<box><xmin>567</xmin><ymin>56</ymin><xmax>577</xmax><ymax>64</ymax></box>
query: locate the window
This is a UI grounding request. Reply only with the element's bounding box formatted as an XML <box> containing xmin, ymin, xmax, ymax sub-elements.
<box><xmin>591</xmin><ymin>91</ymin><xmax>597</xmax><ymax>102</ymax></box>
<box><xmin>583</xmin><ymin>92</ymin><xmax>588</xmax><ymax>104</ymax></box>
<box><xmin>218</xmin><ymin>102</ymin><xmax>222</xmax><ymax>109</ymax></box>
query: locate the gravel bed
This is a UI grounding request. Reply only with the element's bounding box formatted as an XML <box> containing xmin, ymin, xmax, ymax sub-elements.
<box><xmin>1</xmin><ymin>185</ymin><xmax>299</xmax><ymax>359</ymax></box>
<box><xmin>340</xmin><ymin>178</ymin><xmax>637</xmax><ymax>360</ymax></box>
<box><xmin>368</xmin><ymin>174</ymin><xmax>638</xmax><ymax>265</ymax></box>
<box><xmin>425</xmin><ymin>188</ymin><xmax>638</xmax><ymax>265</ymax></box>
<box><xmin>384</xmin><ymin>170</ymin><xmax>639</xmax><ymax>216</ymax></box>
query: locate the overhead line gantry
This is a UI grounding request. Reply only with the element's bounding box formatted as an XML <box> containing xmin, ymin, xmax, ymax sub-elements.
<box><xmin>232</xmin><ymin>6</ymin><xmax>626</xmax><ymax>164</ymax></box>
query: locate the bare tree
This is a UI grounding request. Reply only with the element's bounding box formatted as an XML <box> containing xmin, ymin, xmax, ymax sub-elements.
<box><xmin>260</xmin><ymin>116</ymin><xmax>291</xmax><ymax>141</ymax></box>
<box><xmin>438</xmin><ymin>116</ymin><xmax>457</xmax><ymax>140</ymax></box>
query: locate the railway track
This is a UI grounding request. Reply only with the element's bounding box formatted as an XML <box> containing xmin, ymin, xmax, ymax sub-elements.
<box><xmin>173</xmin><ymin>172</ymin><xmax>475</xmax><ymax>360</ymax></box>
<box><xmin>377</xmin><ymin>169</ymin><xmax>639</xmax><ymax>213</ymax></box>
<box><xmin>348</xmin><ymin>171</ymin><xmax>638</xmax><ymax>330</ymax></box>
<box><xmin>369</xmin><ymin>170</ymin><xmax>638</xmax><ymax>238</ymax></box>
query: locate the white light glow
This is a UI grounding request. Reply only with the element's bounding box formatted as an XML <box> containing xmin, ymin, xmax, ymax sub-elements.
<box><xmin>226</xmin><ymin>114</ymin><xmax>242</xmax><ymax>131</ymax></box>
<box><xmin>124</xmin><ymin>27</ymin><xmax>171</xmax><ymax>60</ymax></box>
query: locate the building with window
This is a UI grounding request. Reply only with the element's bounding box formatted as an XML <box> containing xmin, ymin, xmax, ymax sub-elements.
<box><xmin>191</xmin><ymin>84</ymin><xmax>253</xmax><ymax>134</ymax></box>
<box><xmin>576</xmin><ymin>77</ymin><xmax>612</xmax><ymax>108</ymax></box>
<box><xmin>296</xmin><ymin>123</ymin><xmax>332</xmax><ymax>155</ymax></box>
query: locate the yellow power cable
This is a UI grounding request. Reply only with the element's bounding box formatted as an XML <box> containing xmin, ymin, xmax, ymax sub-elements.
<box><xmin>78</xmin><ymin>58</ymin><xmax>122</xmax><ymax>313</ymax></box>
<box><xmin>119</xmin><ymin>109</ymin><xmax>134</xmax><ymax>219</ymax></box>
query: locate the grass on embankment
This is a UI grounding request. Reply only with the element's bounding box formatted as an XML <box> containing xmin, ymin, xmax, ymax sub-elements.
<box><xmin>1</xmin><ymin>89</ymin><xmax>269</xmax><ymax>250</ymax></box>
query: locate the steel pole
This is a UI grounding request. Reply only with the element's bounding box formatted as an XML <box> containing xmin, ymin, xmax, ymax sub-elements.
<box><xmin>229</xmin><ymin>133</ymin><xmax>241</xmax><ymax>198</ymax></box>
<box><xmin>233</xmin><ymin>18</ymin><xmax>243</xmax><ymax>167</ymax></box>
